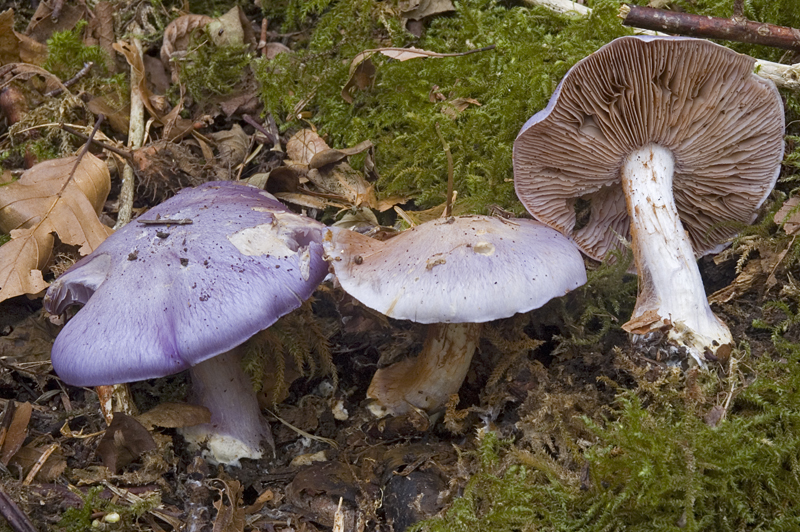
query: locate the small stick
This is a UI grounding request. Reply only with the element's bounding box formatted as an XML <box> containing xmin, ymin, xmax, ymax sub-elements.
<box><xmin>732</xmin><ymin>0</ymin><xmax>744</xmax><ymax>21</ymax></box>
<box><xmin>258</xmin><ymin>18</ymin><xmax>269</xmax><ymax>57</ymax></box>
<box><xmin>116</xmin><ymin>33</ymin><xmax>146</xmax><ymax>230</ymax></box>
<box><xmin>60</xmin><ymin>124</ymin><xmax>133</xmax><ymax>161</ymax></box>
<box><xmin>22</xmin><ymin>443</ymin><xmax>58</xmax><ymax>485</ymax></box>
<box><xmin>45</xmin><ymin>62</ymin><xmax>94</xmax><ymax>98</ymax></box>
<box><xmin>435</xmin><ymin>122</ymin><xmax>454</xmax><ymax>218</ymax></box>
<box><xmin>137</xmin><ymin>218</ymin><xmax>193</xmax><ymax>225</ymax></box>
<box><xmin>619</xmin><ymin>4</ymin><xmax>800</xmax><ymax>52</ymax></box>
<box><xmin>243</xmin><ymin>114</ymin><xmax>279</xmax><ymax>146</ymax></box>
<box><xmin>0</xmin><ymin>485</ymin><xmax>37</xmax><ymax>532</ymax></box>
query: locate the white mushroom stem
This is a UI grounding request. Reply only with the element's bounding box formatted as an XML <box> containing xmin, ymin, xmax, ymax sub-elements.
<box><xmin>620</xmin><ymin>144</ymin><xmax>733</xmax><ymax>367</ymax></box>
<box><xmin>179</xmin><ymin>347</ymin><xmax>272</xmax><ymax>466</ymax></box>
<box><xmin>367</xmin><ymin>323</ymin><xmax>482</xmax><ymax>417</ymax></box>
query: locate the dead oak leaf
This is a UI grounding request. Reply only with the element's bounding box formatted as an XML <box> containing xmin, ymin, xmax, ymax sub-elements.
<box><xmin>286</xmin><ymin>129</ymin><xmax>330</xmax><ymax>166</ymax></box>
<box><xmin>0</xmin><ymin>154</ymin><xmax>112</xmax><ymax>302</ymax></box>
<box><xmin>775</xmin><ymin>196</ymin><xmax>800</xmax><ymax>234</ymax></box>
<box><xmin>212</xmin><ymin>478</ymin><xmax>246</xmax><ymax>532</ymax></box>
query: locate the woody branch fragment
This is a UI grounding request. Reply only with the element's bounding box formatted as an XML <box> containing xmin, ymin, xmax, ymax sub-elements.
<box><xmin>619</xmin><ymin>4</ymin><xmax>800</xmax><ymax>52</ymax></box>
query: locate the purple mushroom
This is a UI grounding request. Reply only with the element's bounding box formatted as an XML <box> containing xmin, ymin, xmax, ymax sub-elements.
<box><xmin>513</xmin><ymin>36</ymin><xmax>785</xmax><ymax>366</ymax></box>
<box><xmin>44</xmin><ymin>181</ymin><xmax>328</xmax><ymax>465</ymax></box>
<box><xmin>324</xmin><ymin>216</ymin><xmax>586</xmax><ymax>416</ymax></box>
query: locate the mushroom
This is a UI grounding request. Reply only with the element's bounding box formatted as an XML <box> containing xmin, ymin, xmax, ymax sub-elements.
<box><xmin>513</xmin><ymin>36</ymin><xmax>785</xmax><ymax>366</ymax></box>
<box><xmin>44</xmin><ymin>182</ymin><xmax>328</xmax><ymax>465</ymax></box>
<box><xmin>324</xmin><ymin>216</ymin><xmax>586</xmax><ymax>416</ymax></box>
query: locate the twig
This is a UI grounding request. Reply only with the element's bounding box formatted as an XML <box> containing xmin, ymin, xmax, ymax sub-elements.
<box><xmin>733</xmin><ymin>0</ymin><xmax>745</xmax><ymax>21</ymax></box>
<box><xmin>66</xmin><ymin>114</ymin><xmax>105</xmax><ymax>186</ymax></box>
<box><xmin>243</xmin><ymin>114</ymin><xmax>279</xmax><ymax>146</ymax></box>
<box><xmin>258</xmin><ymin>18</ymin><xmax>269</xmax><ymax>57</ymax></box>
<box><xmin>45</xmin><ymin>62</ymin><xmax>94</xmax><ymax>98</ymax></box>
<box><xmin>434</xmin><ymin>122</ymin><xmax>454</xmax><ymax>218</ymax></box>
<box><xmin>0</xmin><ymin>485</ymin><xmax>37</xmax><ymax>532</ymax></box>
<box><xmin>60</xmin><ymin>125</ymin><xmax>133</xmax><ymax>161</ymax></box>
<box><xmin>116</xmin><ymin>32</ymin><xmax>146</xmax><ymax>230</ymax></box>
<box><xmin>619</xmin><ymin>4</ymin><xmax>800</xmax><ymax>52</ymax></box>
<box><xmin>22</xmin><ymin>443</ymin><xmax>58</xmax><ymax>485</ymax></box>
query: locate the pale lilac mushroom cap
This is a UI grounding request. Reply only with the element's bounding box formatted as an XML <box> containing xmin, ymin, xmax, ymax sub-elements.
<box><xmin>324</xmin><ymin>215</ymin><xmax>586</xmax><ymax>415</ymax></box>
<box><xmin>324</xmin><ymin>216</ymin><xmax>587</xmax><ymax>323</ymax></box>
<box><xmin>513</xmin><ymin>36</ymin><xmax>785</xmax><ymax>365</ymax></box>
<box><xmin>45</xmin><ymin>181</ymin><xmax>327</xmax><ymax>384</ymax></box>
<box><xmin>44</xmin><ymin>181</ymin><xmax>328</xmax><ymax>464</ymax></box>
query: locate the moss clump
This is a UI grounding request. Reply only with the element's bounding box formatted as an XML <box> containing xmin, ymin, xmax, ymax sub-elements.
<box><xmin>178</xmin><ymin>28</ymin><xmax>254</xmax><ymax>102</ymax></box>
<box><xmin>418</xmin><ymin>341</ymin><xmax>800</xmax><ymax>532</ymax></box>
<box><xmin>44</xmin><ymin>21</ymin><xmax>109</xmax><ymax>81</ymax></box>
<box><xmin>256</xmin><ymin>0</ymin><xmax>632</xmax><ymax>213</ymax></box>
<box><xmin>58</xmin><ymin>486</ymin><xmax>160</xmax><ymax>531</ymax></box>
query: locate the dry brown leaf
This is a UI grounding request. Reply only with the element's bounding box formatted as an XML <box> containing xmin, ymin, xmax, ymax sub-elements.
<box><xmin>309</xmin><ymin>140</ymin><xmax>373</xmax><ymax>169</ymax></box>
<box><xmin>307</xmin><ymin>163</ymin><xmax>378</xmax><ymax>209</ymax></box>
<box><xmin>24</xmin><ymin>1</ymin><xmax>85</xmax><ymax>44</ymax></box>
<box><xmin>14</xmin><ymin>32</ymin><xmax>46</xmax><ymax>66</ymax></box>
<box><xmin>441</xmin><ymin>97</ymin><xmax>481</xmax><ymax>119</ymax></box>
<box><xmin>286</xmin><ymin>129</ymin><xmax>330</xmax><ymax>166</ymax></box>
<box><xmin>207</xmin><ymin>7</ymin><xmax>246</xmax><ymax>47</ymax></box>
<box><xmin>136</xmin><ymin>402</ymin><xmax>211</xmax><ymax>431</ymax></box>
<box><xmin>212</xmin><ymin>479</ymin><xmax>246</xmax><ymax>532</ymax></box>
<box><xmin>9</xmin><ymin>442</ymin><xmax>66</xmax><ymax>482</ymax></box>
<box><xmin>0</xmin><ymin>63</ymin><xmax>69</xmax><ymax>96</ymax></box>
<box><xmin>775</xmin><ymin>196</ymin><xmax>800</xmax><ymax>234</ymax></box>
<box><xmin>211</xmin><ymin>124</ymin><xmax>250</xmax><ymax>176</ymax></box>
<box><xmin>115</xmin><ymin>40</ymin><xmax>195</xmax><ymax>139</ymax></box>
<box><xmin>0</xmin><ymin>402</ymin><xmax>32</xmax><ymax>465</ymax></box>
<box><xmin>87</xmin><ymin>94</ymin><xmax>130</xmax><ymax>134</ymax></box>
<box><xmin>399</xmin><ymin>0</ymin><xmax>455</xmax><ymax>20</ymax></box>
<box><xmin>84</xmin><ymin>2</ymin><xmax>116</xmax><ymax>72</ymax></box>
<box><xmin>0</xmin><ymin>153</ymin><xmax>112</xmax><ymax>302</ymax></box>
<box><xmin>340</xmin><ymin>58</ymin><xmax>376</xmax><ymax>104</ymax></box>
<box><xmin>160</xmin><ymin>14</ymin><xmax>213</xmax><ymax>80</ymax></box>
<box><xmin>274</xmin><ymin>192</ymin><xmax>348</xmax><ymax>211</ymax></box>
<box><xmin>0</xmin><ymin>9</ymin><xmax>20</xmax><ymax>65</ymax></box>
<box><xmin>97</xmin><ymin>413</ymin><xmax>157</xmax><ymax>474</ymax></box>
<box><xmin>0</xmin><ymin>313</ymin><xmax>54</xmax><ymax>363</ymax></box>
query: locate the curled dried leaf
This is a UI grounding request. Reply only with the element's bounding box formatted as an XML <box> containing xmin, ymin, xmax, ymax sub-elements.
<box><xmin>0</xmin><ymin>154</ymin><xmax>112</xmax><ymax>302</ymax></box>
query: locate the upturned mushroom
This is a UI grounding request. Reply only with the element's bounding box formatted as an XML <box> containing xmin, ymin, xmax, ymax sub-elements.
<box><xmin>324</xmin><ymin>216</ymin><xmax>586</xmax><ymax>416</ymax></box>
<box><xmin>44</xmin><ymin>182</ymin><xmax>328</xmax><ymax>465</ymax></box>
<box><xmin>513</xmin><ymin>36</ymin><xmax>784</xmax><ymax>366</ymax></box>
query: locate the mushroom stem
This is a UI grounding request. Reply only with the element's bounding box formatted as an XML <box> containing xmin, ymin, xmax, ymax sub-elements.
<box><xmin>179</xmin><ymin>347</ymin><xmax>272</xmax><ymax>466</ymax></box>
<box><xmin>367</xmin><ymin>322</ymin><xmax>482</xmax><ymax>416</ymax></box>
<box><xmin>620</xmin><ymin>144</ymin><xmax>733</xmax><ymax>366</ymax></box>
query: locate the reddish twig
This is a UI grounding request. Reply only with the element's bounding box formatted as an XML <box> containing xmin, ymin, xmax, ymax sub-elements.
<box><xmin>61</xmin><ymin>124</ymin><xmax>134</xmax><ymax>161</ymax></box>
<box><xmin>258</xmin><ymin>18</ymin><xmax>268</xmax><ymax>57</ymax></box>
<box><xmin>0</xmin><ymin>486</ymin><xmax>37</xmax><ymax>532</ymax></box>
<box><xmin>619</xmin><ymin>4</ymin><xmax>800</xmax><ymax>52</ymax></box>
<box><xmin>45</xmin><ymin>62</ymin><xmax>94</xmax><ymax>98</ymax></box>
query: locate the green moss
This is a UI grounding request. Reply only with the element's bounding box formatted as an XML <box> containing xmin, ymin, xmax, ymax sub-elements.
<box><xmin>58</xmin><ymin>486</ymin><xmax>160</xmax><ymax>531</ymax></box>
<box><xmin>178</xmin><ymin>29</ymin><xmax>253</xmax><ymax>102</ymax></box>
<box><xmin>257</xmin><ymin>0</ymin><xmax>635</xmax><ymax>212</ymax></box>
<box><xmin>44</xmin><ymin>21</ymin><xmax>109</xmax><ymax>81</ymax></box>
<box><xmin>418</xmin><ymin>343</ymin><xmax>800</xmax><ymax>531</ymax></box>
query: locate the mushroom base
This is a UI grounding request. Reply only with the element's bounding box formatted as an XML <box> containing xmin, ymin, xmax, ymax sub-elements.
<box><xmin>367</xmin><ymin>322</ymin><xmax>482</xmax><ymax>417</ymax></box>
<box><xmin>180</xmin><ymin>347</ymin><xmax>273</xmax><ymax>466</ymax></box>
<box><xmin>621</xmin><ymin>144</ymin><xmax>733</xmax><ymax>367</ymax></box>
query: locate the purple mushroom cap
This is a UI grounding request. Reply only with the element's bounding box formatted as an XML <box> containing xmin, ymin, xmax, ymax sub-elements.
<box><xmin>44</xmin><ymin>181</ymin><xmax>328</xmax><ymax>386</ymax></box>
